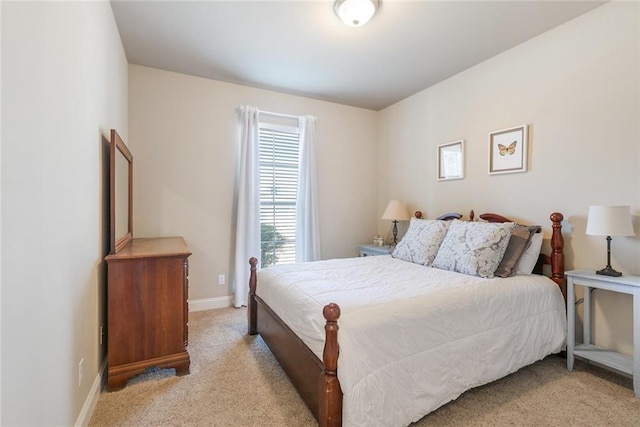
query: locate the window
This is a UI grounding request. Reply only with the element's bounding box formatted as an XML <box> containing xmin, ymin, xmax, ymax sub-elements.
<box><xmin>259</xmin><ymin>123</ymin><xmax>300</xmax><ymax>267</ymax></box>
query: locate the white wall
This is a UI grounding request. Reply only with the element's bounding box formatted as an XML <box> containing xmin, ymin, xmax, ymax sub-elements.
<box><xmin>1</xmin><ymin>1</ymin><xmax>128</xmax><ymax>425</ymax></box>
<box><xmin>378</xmin><ymin>2</ymin><xmax>640</xmax><ymax>354</ymax></box>
<box><xmin>0</xmin><ymin>1</ymin><xmax>4</xmax><ymax>421</ymax></box>
<box><xmin>128</xmin><ymin>65</ymin><xmax>379</xmax><ymax>304</ymax></box>
<box><xmin>0</xmin><ymin>2</ymin><xmax>2</xmax><ymax>422</ymax></box>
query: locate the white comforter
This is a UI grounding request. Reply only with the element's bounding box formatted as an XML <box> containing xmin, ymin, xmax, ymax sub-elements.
<box><xmin>257</xmin><ymin>255</ymin><xmax>566</xmax><ymax>427</ymax></box>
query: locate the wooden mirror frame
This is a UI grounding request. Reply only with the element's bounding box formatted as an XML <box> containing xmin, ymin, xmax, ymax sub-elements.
<box><xmin>110</xmin><ymin>129</ymin><xmax>133</xmax><ymax>254</ymax></box>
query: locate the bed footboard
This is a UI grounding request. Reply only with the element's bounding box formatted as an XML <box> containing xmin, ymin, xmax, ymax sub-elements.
<box><xmin>320</xmin><ymin>303</ymin><xmax>342</xmax><ymax>427</ymax></box>
<box><xmin>247</xmin><ymin>257</ymin><xmax>343</xmax><ymax>426</ymax></box>
<box><xmin>248</xmin><ymin>257</ymin><xmax>258</xmax><ymax>335</ymax></box>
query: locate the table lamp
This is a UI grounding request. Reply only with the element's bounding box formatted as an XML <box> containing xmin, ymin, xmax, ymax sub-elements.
<box><xmin>586</xmin><ymin>205</ymin><xmax>635</xmax><ymax>277</ymax></box>
<box><xmin>382</xmin><ymin>200</ymin><xmax>410</xmax><ymax>245</ymax></box>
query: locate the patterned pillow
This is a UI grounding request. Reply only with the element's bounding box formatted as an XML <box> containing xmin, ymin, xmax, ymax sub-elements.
<box><xmin>432</xmin><ymin>219</ymin><xmax>516</xmax><ymax>278</ymax></box>
<box><xmin>392</xmin><ymin>218</ymin><xmax>450</xmax><ymax>266</ymax></box>
<box><xmin>494</xmin><ymin>225</ymin><xmax>541</xmax><ymax>278</ymax></box>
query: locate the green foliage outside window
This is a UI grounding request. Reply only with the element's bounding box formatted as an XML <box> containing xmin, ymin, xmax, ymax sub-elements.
<box><xmin>261</xmin><ymin>223</ymin><xmax>287</xmax><ymax>267</ymax></box>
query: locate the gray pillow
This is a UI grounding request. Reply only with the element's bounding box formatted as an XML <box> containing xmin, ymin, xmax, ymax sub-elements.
<box><xmin>392</xmin><ymin>218</ymin><xmax>450</xmax><ymax>266</ymax></box>
<box><xmin>494</xmin><ymin>225</ymin><xmax>541</xmax><ymax>278</ymax></box>
<box><xmin>432</xmin><ymin>219</ymin><xmax>515</xmax><ymax>278</ymax></box>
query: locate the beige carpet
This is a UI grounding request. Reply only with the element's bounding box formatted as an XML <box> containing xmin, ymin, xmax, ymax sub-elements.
<box><xmin>89</xmin><ymin>307</ymin><xmax>640</xmax><ymax>426</ymax></box>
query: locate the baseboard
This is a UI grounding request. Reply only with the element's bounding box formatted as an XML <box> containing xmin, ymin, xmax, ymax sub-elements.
<box><xmin>189</xmin><ymin>296</ymin><xmax>233</xmax><ymax>312</ymax></box>
<box><xmin>75</xmin><ymin>357</ymin><xmax>107</xmax><ymax>427</ymax></box>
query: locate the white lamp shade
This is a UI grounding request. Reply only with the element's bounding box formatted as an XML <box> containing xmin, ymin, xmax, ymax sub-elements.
<box><xmin>381</xmin><ymin>200</ymin><xmax>410</xmax><ymax>221</ymax></box>
<box><xmin>586</xmin><ymin>205</ymin><xmax>635</xmax><ymax>237</ymax></box>
<box><xmin>335</xmin><ymin>0</ymin><xmax>377</xmax><ymax>28</ymax></box>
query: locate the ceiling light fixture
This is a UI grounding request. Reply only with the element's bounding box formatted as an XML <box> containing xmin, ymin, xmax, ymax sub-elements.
<box><xmin>334</xmin><ymin>0</ymin><xmax>378</xmax><ymax>28</ymax></box>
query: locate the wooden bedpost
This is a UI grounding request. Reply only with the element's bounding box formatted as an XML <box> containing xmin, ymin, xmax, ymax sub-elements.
<box><xmin>550</xmin><ymin>212</ymin><xmax>566</xmax><ymax>300</ymax></box>
<box><xmin>248</xmin><ymin>257</ymin><xmax>258</xmax><ymax>335</ymax></box>
<box><xmin>319</xmin><ymin>303</ymin><xmax>342</xmax><ymax>427</ymax></box>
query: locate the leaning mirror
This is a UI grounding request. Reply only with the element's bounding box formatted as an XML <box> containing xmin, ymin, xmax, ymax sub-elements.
<box><xmin>110</xmin><ymin>129</ymin><xmax>133</xmax><ymax>253</ymax></box>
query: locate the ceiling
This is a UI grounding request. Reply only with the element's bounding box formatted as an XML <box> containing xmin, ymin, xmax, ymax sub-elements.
<box><xmin>110</xmin><ymin>0</ymin><xmax>605</xmax><ymax>111</ymax></box>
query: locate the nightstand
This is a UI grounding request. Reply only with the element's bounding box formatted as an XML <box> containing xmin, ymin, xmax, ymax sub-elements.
<box><xmin>358</xmin><ymin>244</ymin><xmax>393</xmax><ymax>257</ymax></box>
<box><xmin>566</xmin><ymin>269</ymin><xmax>640</xmax><ymax>398</ymax></box>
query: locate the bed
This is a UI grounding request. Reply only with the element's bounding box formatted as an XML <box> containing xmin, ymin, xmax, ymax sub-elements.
<box><xmin>247</xmin><ymin>211</ymin><xmax>566</xmax><ymax>427</ymax></box>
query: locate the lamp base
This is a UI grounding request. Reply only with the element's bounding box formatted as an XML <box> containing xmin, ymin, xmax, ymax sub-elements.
<box><xmin>391</xmin><ymin>220</ymin><xmax>399</xmax><ymax>246</ymax></box>
<box><xmin>596</xmin><ymin>266</ymin><xmax>622</xmax><ymax>277</ymax></box>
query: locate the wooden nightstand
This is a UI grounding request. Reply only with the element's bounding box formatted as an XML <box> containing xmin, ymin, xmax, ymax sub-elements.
<box><xmin>359</xmin><ymin>244</ymin><xmax>393</xmax><ymax>257</ymax></box>
<box><xmin>566</xmin><ymin>269</ymin><xmax>640</xmax><ymax>398</ymax></box>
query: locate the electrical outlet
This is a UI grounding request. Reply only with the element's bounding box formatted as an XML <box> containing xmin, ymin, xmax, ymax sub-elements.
<box><xmin>99</xmin><ymin>325</ymin><xmax>104</xmax><ymax>345</ymax></box>
<box><xmin>78</xmin><ymin>358</ymin><xmax>84</xmax><ymax>388</ymax></box>
<box><xmin>218</xmin><ymin>274</ymin><xmax>225</xmax><ymax>285</ymax></box>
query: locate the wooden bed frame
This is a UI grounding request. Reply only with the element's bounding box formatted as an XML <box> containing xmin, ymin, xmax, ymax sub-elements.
<box><xmin>247</xmin><ymin>211</ymin><xmax>565</xmax><ymax>427</ymax></box>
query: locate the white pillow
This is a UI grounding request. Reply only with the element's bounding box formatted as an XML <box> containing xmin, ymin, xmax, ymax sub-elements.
<box><xmin>515</xmin><ymin>232</ymin><xmax>544</xmax><ymax>275</ymax></box>
<box><xmin>432</xmin><ymin>219</ymin><xmax>515</xmax><ymax>278</ymax></box>
<box><xmin>392</xmin><ymin>218</ymin><xmax>450</xmax><ymax>266</ymax></box>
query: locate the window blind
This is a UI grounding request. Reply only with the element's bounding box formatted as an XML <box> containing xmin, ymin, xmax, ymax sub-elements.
<box><xmin>259</xmin><ymin>124</ymin><xmax>300</xmax><ymax>267</ymax></box>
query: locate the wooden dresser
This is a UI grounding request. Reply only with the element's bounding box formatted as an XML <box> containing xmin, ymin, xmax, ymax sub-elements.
<box><xmin>105</xmin><ymin>236</ymin><xmax>191</xmax><ymax>391</ymax></box>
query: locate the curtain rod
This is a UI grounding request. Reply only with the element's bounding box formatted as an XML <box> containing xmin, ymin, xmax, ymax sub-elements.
<box><xmin>258</xmin><ymin>109</ymin><xmax>301</xmax><ymax>120</ymax></box>
<box><xmin>237</xmin><ymin>105</ymin><xmax>316</xmax><ymax>121</ymax></box>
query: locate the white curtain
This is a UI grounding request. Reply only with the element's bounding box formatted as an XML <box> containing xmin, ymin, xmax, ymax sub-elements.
<box><xmin>233</xmin><ymin>106</ymin><xmax>261</xmax><ymax>307</ymax></box>
<box><xmin>233</xmin><ymin>108</ymin><xmax>320</xmax><ymax>306</ymax></box>
<box><xmin>295</xmin><ymin>116</ymin><xmax>321</xmax><ymax>262</ymax></box>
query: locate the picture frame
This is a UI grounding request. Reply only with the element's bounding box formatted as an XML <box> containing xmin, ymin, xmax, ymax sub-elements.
<box><xmin>437</xmin><ymin>140</ymin><xmax>464</xmax><ymax>181</ymax></box>
<box><xmin>488</xmin><ymin>124</ymin><xmax>528</xmax><ymax>175</ymax></box>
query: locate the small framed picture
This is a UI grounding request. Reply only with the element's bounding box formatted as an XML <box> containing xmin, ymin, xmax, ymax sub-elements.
<box><xmin>437</xmin><ymin>140</ymin><xmax>464</xmax><ymax>181</ymax></box>
<box><xmin>489</xmin><ymin>125</ymin><xmax>528</xmax><ymax>175</ymax></box>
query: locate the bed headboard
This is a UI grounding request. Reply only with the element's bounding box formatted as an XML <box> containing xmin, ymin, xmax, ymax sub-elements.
<box><xmin>414</xmin><ymin>211</ymin><xmax>462</xmax><ymax>221</ymax></box>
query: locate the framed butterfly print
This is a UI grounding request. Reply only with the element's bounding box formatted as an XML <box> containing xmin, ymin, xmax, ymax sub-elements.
<box><xmin>437</xmin><ymin>140</ymin><xmax>464</xmax><ymax>181</ymax></box>
<box><xmin>488</xmin><ymin>124</ymin><xmax>528</xmax><ymax>174</ymax></box>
